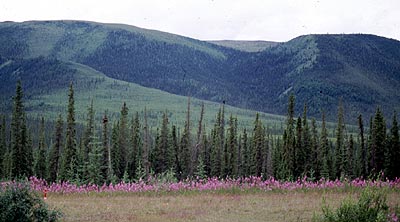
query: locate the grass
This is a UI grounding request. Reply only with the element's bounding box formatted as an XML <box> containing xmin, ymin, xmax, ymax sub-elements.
<box><xmin>45</xmin><ymin>190</ymin><xmax>400</xmax><ymax>222</ymax></box>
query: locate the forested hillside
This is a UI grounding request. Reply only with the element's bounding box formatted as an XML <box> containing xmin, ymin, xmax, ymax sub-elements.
<box><xmin>0</xmin><ymin>20</ymin><xmax>399</xmax><ymax>121</ymax></box>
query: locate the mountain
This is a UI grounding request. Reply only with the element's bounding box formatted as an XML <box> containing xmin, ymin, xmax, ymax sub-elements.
<box><xmin>0</xmin><ymin>20</ymin><xmax>399</xmax><ymax>121</ymax></box>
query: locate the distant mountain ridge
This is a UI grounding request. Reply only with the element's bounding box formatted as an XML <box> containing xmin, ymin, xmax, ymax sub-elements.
<box><xmin>0</xmin><ymin>20</ymin><xmax>399</xmax><ymax>121</ymax></box>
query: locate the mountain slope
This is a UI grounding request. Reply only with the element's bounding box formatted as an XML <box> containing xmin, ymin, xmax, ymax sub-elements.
<box><xmin>0</xmin><ymin>20</ymin><xmax>399</xmax><ymax>121</ymax></box>
<box><xmin>0</xmin><ymin>56</ymin><xmax>285</xmax><ymax>129</ymax></box>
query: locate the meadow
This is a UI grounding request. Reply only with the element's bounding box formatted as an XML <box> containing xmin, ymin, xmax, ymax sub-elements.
<box><xmin>15</xmin><ymin>176</ymin><xmax>400</xmax><ymax>221</ymax></box>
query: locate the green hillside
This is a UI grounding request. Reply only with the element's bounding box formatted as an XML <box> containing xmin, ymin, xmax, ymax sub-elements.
<box><xmin>0</xmin><ymin>20</ymin><xmax>399</xmax><ymax>122</ymax></box>
<box><xmin>0</xmin><ymin>56</ymin><xmax>285</xmax><ymax>131</ymax></box>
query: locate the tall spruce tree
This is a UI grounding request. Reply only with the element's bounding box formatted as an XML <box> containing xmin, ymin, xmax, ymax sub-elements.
<box><xmin>387</xmin><ymin>112</ymin><xmax>399</xmax><ymax>178</ymax></box>
<box><xmin>180</xmin><ymin>97</ymin><xmax>192</xmax><ymax>178</ymax></box>
<box><xmin>143</xmin><ymin>107</ymin><xmax>150</xmax><ymax>178</ymax></box>
<box><xmin>283</xmin><ymin>94</ymin><xmax>295</xmax><ymax>178</ymax></box>
<box><xmin>241</xmin><ymin>129</ymin><xmax>249</xmax><ymax>176</ymax></box>
<box><xmin>370</xmin><ymin>107</ymin><xmax>386</xmax><ymax>175</ymax></box>
<box><xmin>154</xmin><ymin>111</ymin><xmax>169</xmax><ymax>174</ymax></box>
<box><xmin>335</xmin><ymin>99</ymin><xmax>346</xmax><ymax>178</ymax></box>
<box><xmin>10</xmin><ymin>80</ymin><xmax>31</xmax><ymax>178</ymax></box>
<box><xmin>48</xmin><ymin>114</ymin><xmax>63</xmax><ymax>182</ymax></box>
<box><xmin>294</xmin><ymin>116</ymin><xmax>303</xmax><ymax>178</ymax></box>
<box><xmin>83</xmin><ymin>100</ymin><xmax>95</xmax><ymax>163</ymax></box>
<box><xmin>169</xmin><ymin>125</ymin><xmax>180</xmax><ymax>178</ymax></box>
<box><xmin>358</xmin><ymin>114</ymin><xmax>368</xmax><ymax>177</ymax></box>
<box><xmin>34</xmin><ymin>117</ymin><xmax>47</xmax><ymax>179</ymax></box>
<box><xmin>59</xmin><ymin>83</ymin><xmax>77</xmax><ymax>181</ymax></box>
<box><xmin>252</xmin><ymin>113</ymin><xmax>265</xmax><ymax>176</ymax></box>
<box><xmin>310</xmin><ymin>118</ymin><xmax>320</xmax><ymax>179</ymax></box>
<box><xmin>210</xmin><ymin>107</ymin><xmax>224</xmax><ymax>177</ymax></box>
<box><xmin>118</xmin><ymin>102</ymin><xmax>129</xmax><ymax>177</ymax></box>
<box><xmin>110</xmin><ymin>121</ymin><xmax>121</xmax><ymax>179</ymax></box>
<box><xmin>320</xmin><ymin>111</ymin><xmax>330</xmax><ymax>179</ymax></box>
<box><xmin>101</xmin><ymin>113</ymin><xmax>112</xmax><ymax>182</ymax></box>
<box><xmin>130</xmin><ymin>112</ymin><xmax>142</xmax><ymax>178</ymax></box>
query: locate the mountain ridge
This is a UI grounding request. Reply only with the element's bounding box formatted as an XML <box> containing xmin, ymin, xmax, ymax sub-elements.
<box><xmin>0</xmin><ymin>20</ymin><xmax>399</xmax><ymax>121</ymax></box>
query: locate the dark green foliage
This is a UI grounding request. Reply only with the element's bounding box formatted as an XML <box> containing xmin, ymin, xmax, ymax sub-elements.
<box><xmin>168</xmin><ymin>125</ymin><xmax>180</xmax><ymax>178</ymax></box>
<box><xmin>315</xmin><ymin>187</ymin><xmax>393</xmax><ymax>222</ymax></box>
<box><xmin>320</xmin><ymin>112</ymin><xmax>330</xmax><ymax>179</ymax></box>
<box><xmin>358</xmin><ymin>114</ymin><xmax>368</xmax><ymax>177</ymax></box>
<box><xmin>370</xmin><ymin>107</ymin><xmax>386</xmax><ymax>174</ymax></box>
<box><xmin>59</xmin><ymin>83</ymin><xmax>77</xmax><ymax>181</ymax></box>
<box><xmin>86</xmin><ymin>137</ymin><xmax>104</xmax><ymax>185</ymax></box>
<box><xmin>1</xmin><ymin>21</ymin><xmax>400</xmax><ymax>123</ymax></box>
<box><xmin>387</xmin><ymin>112</ymin><xmax>399</xmax><ymax>179</ymax></box>
<box><xmin>10</xmin><ymin>80</ymin><xmax>32</xmax><ymax>178</ymax></box>
<box><xmin>252</xmin><ymin>113</ymin><xmax>265</xmax><ymax>176</ymax></box>
<box><xmin>47</xmin><ymin>114</ymin><xmax>63</xmax><ymax>182</ymax></box>
<box><xmin>180</xmin><ymin>98</ymin><xmax>192</xmax><ymax>178</ymax></box>
<box><xmin>129</xmin><ymin>112</ymin><xmax>142</xmax><ymax>179</ymax></box>
<box><xmin>34</xmin><ymin>117</ymin><xmax>47</xmax><ymax>179</ymax></box>
<box><xmin>153</xmin><ymin>112</ymin><xmax>169</xmax><ymax>174</ymax></box>
<box><xmin>0</xmin><ymin>183</ymin><xmax>62</xmax><ymax>221</ymax></box>
<box><xmin>335</xmin><ymin>99</ymin><xmax>346</xmax><ymax>178</ymax></box>
<box><xmin>283</xmin><ymin>94</ymin><xmax>295</xmax><ymax>178</ymax></box>
<box><xmin>118</xmin><ymin>102</ymin><xmax>129</xmax><ymax>178</ymax></box>
<box><xmin>101</xmin><ymin>114</ymin><xmax>112</xmax><ymax>182</ymax></box>
<box><xmin>110</xmin><ymin>121</ymin><xmax>121</xmax><ymax>179</ymax></box>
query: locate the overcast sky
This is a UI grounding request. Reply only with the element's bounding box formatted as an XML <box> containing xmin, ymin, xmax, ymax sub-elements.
<box><xmin>1</xmin><ymin>0</ymin><xmax>399</xmax><ymax>42</ymax></box>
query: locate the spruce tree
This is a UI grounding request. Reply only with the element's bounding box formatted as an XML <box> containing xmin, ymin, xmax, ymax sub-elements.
<box><xmin>192</xmin><ymin>103</ymin><xmax>205</xmax><ymax>177</ymax></box>
<box><xmin>226</xmin><ymin>115</ymin><xmax>238</xmax><ymax>177</ymax></box>
<box><xmin>34</xmin><ymin>117</ymin><xmax>47</xmax><ymax>179</ymax></box>
<box><xmin>130</xmin><ymin>112</ymin><xmax>142</xmax><ymax>178</ymax></box>
<box><xmin>169</xmin><ymin>125</ymin><xmax>180</xmax><ymax>178</ymax></box>
<box><xmin>302</xmin><ymin>104</ymin><xmax>311</xmax><ymax>174</ymax></box>
<box><xmin>294</xmin><ymin>116</ymin><xmax>303</xmax><ymax>178</ymax></box>
<box><xmin>59</xmin><ymin>82</ymin><xmax>77</xmax><ymax>181</ymax></box>
<box><xmin>283</xmin><ymin>94</ymin><xmax>295</xmax><ymax>178</ymax></box>
<box><xmin>48</xmin><ymin>114</ymin><xmax>63</xmax><ymax>182</ymax></box>
<box><xmin>335</xmin><ymin>99</ymin><xmax>345</xmax><ymax>178</ymax></box>
<box><xmin>118</xmin><ymin>102</ymin><xmax>129</xmax><ymax>177</ymax></box>
<box><xmin>241</xmin><ymin>129</ymin><xmax>249</xmax><ymax>176</ymax></box>
<box><xmin>358</xmin><ymin>114</ymin><xmax>368</xmax><ymax>177</ymax></box>
<box><xmin>154</xmin><ymin>111</ymin><xmax>169</xmax><ymax>174</ymax></box>
<box><xmin>387</xmin><ymin>112</ymin><xmax>399</xmax><ymax>178</ymax></box>
<box><xmin>210</xmin><ymin>107</ymin><xmax>224</xmax><ymax>177</ymax></box>
<box><xmin>310</xmin><ymin>118</ymin><xmax>320</xmax><ymax>178</ymax></box>
<box><xmin>252</xmin><ymin>113</ymin><xmax>265</xmax><ymax>176</ymax></box>
<box><xmin>10</xmin><ymin>80</ymin><xmax>31</xmax><ymax>178</ymax></box>
<box><xmin>110</xmin><ymin>121</ymin><xmax>121</xmax><ymax>179</ymax></box>
<box><xmin>180</xmin><ymin>97</ymin><xmax>192</xmax><ymax>178</ymax></box>
<box><xmin>320</xmin><ymin>111</ymin><xmax>330</xmax><ymax>179</ymax></box>
<box><xmin>87</xmin><ymin>136</ymin><xmax>104</xmax><ymax>185</ymax></box>
<box><xmin>101</xmin><ymin>113</ymin><xmax>112</xmax><ymax>183</ymax></box>
<box><xmin>83</xmin><ymin>100</ymin><xmax>95</xmax><ymax>163</ymax></box>
<box><xmin>142</xmin><ymin>107</ymin><xmax>150</xmax><ymax>178</ymax></box>
<box><xmin>370</xmin><ymin>107</ymin><xmax>386</xmax><ymax>175</ymax></box>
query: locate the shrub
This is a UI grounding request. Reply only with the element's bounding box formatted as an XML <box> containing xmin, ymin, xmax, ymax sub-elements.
<box><xmin>315</xmin><ymin>187</ymin><xmax>398</xmax><ymax>222</ymax></box>
<box><xmin>0</xmin><ymin>183</ymin><xmax>62</xmax><ymax>222</ymax></box>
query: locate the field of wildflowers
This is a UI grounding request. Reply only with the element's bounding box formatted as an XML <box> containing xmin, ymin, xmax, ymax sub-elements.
<box><xmin>3</xmin><ymin>176</ymin><xmax>398</xmax><ymax>194</ymax></box>
<box><xmin>2</xmin><ymin>176</ymin><xmax>399</xmax><ymax>222</ymax></box>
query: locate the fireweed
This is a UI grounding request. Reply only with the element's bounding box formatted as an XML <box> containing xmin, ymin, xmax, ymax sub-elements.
<box><xmin>1</xmin><ymin>176</ymin><xmax>399</xmax><ymax>194</ymax></box>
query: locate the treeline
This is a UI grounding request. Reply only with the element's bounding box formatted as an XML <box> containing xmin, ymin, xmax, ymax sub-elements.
<box><xmin>0</xmin><ymin>81</ymin><xmax>399</xmax><ymax>184</ymax></box>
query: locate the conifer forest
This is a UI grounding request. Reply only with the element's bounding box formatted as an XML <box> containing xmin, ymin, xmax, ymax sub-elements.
<box><xmin>1</xmin><ymin>80</ymin><xmax>399</xmax><ymax>184</ymax></box>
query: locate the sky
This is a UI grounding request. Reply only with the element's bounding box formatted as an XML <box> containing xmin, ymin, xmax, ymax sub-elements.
<box><xmin>1</xmin><ymin>0</ymin><xmax>399</xmax><ymax>42</ymax></box>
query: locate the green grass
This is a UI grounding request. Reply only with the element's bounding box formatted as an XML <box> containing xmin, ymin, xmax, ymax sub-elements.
<box><xmin>45</xmin><ymin>189</ymin><xmax>400</xmax><ymax>222</ymax></box>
